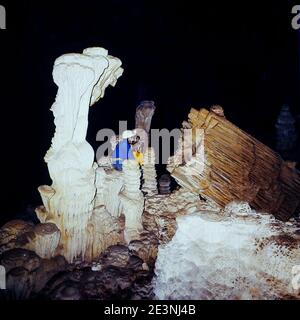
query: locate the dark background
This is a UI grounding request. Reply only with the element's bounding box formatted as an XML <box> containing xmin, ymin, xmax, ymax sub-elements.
<box><xmin>0</xmin><ymin>0</ymin><xmax>299</xmax><ymax>225</ymax></box>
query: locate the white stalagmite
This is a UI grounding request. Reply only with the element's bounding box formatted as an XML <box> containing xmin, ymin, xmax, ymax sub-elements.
<box><xmin>120</xmin><ymin>160</ymin><xmax>145</xmax><ymax>243</ymax></box>
<box><xmin>142</xmin><ymin>147</ymin><xmax>158</xmax><ymax>196</ymax></box>
<box><xmin>94</xmin><ymin>167</ymin><xmax>108</xmax><ymax>208</ymax></box>
<box><xmin>37</xmin><ymin>47</ymin><xmax>123</xmax><ymax>262</ymax></box>
<box><xmin>95</xmin><ymin>168</ymin><xmax>124</xmax><ymax>217</ymax></box>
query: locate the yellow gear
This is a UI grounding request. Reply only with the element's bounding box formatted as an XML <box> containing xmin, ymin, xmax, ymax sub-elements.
<box><xmin>133</xmin><ymin>151</ymin><xmax>144</xmax><ymax>166</ymax></box>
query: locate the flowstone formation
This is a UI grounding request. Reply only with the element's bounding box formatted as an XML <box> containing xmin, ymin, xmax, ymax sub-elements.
<box><xmin>154</xmin><ymin>206</ymin><xmax>300</xmax><ymax>300</ymax></box>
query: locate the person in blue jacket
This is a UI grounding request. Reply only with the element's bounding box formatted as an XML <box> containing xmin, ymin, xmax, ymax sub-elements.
<box><xmin>112</xmin><ymin>130</ymin><xmax>136</xmax><ymax>171</ymax></box>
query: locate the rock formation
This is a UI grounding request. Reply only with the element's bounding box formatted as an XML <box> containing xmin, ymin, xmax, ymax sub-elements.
<box><xmin>36</xmin><ymin>47</ymin><xmax>124</xmax><ymax>262</ymax></box>
<box><xmin>0</xmin><ymin>248</ymin><xmax>67</xmax><ymax>299</ymax></box>
<box><xmin>95</xmin><ymin>167</ymin><xmax>123</xmax><ymax>216</ymax></box>
<box><xmin>168</xmin><ymin>107</ymin><xmax>300</xmax><ymax>221</ymax></box>
<box><xmin>142</xmin><ymin>147</ymin><xmax>158</xmax><ymax>196</ymax></box>
<box><xmin>2</xmin><ymin>49</ymin><xmax>300</xmax><ymax>301</ymax></box>
<box><xmin>85</xmin><ymin>206</ymin><xmax>125</xmax><ymax>262</ymax></box>
<box><xmin>143</xmin><ymin>188</ymin><xmax>201</xmax><ymax>244</ymax></box>
<box><xmin>120</xmin><ymin>160</ymin><xmax>145</xmax><ymax>243</ymax></box>
<box><xmin>135</xmin><ymin>101</ymin><xmax>156</xmax><ymax>135</ymax></box>
<box><xmin>29</xmin><ymin>223</ymin><xmax>60</xmax><ymax>259</ymax></box>
<box><xmin>154</xmin><ymin>210</ymin><xmax>300</xmax><ymax>300</ymax></box>
<box><xmin>39</xmin><ymin>245</ymin><xmax>154</xmax><ymax>300</ymax></box>
<box><xmin>158</xmin><ymin>174</ymin><xmax>171</xmax><ymax>195</ymax></box>
<box><xmin>0</xmin><ymin>220</ymin><xmax>34</xmax><ymax>254</ymax></box>
<box><xmin>0</xmin><ymin>220</ymin><xmax>61</xmax><ymax>260</ymax></box>
<box><xmin>276</xmin><ymin>104</ymin><xmax>298</xmax><ymax>153</ymax></box>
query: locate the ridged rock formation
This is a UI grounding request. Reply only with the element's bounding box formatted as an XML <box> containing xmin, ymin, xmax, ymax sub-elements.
<box><xmin>168</xmin><ymin>107</ymin><xmax>300</xmax><ymax>221</ymax></box>
<box><xmin>0</xmin><ymin>220</ymin><xmax>61</xmax><ymax>260</ymax></box>
<box><xmin>29</xmin><ymin>223</ymin><xmax>60</xmax><ymax>259</ymax></box>
<box><xmin>36</xmin><ymin>47</ymin><xmax>123</xmax><ymax>262</ymax></box>
<box><xmin>95</xmin><ymin>167</ymin><xmax>123</xmax><ymax>217</ymax></box>
<box><xmin>85</xmin><ymin>206</ymin><xmax>125</xmax><ymax>261</ymax></box>
<box><xmin>120</xmin><ymin>160</ymin><xmax>145</xmax><ymax>243</ymax></box>
<box><xmin>142</xmin><ymin>148</ymin><xmax>158</xmax><ymax>196</ymax></box>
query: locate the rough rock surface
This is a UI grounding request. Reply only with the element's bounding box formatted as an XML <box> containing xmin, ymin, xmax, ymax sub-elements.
<box><xmin>143</xmin><ymin>188</ymin><xmax>206</xmax><ymax>243</ymax></box>
<box><xmin>0</xmin><ymin>248</ymin><xmax>67</xmax><ymax>299</ymax></box>
<box><xmin>39</xmin><ymin>245</ymin><xmax>154</xmax><ymax>300</ymax></box>
<box><xmin>1</xmin><ymin>192</ymin><xmax>299</xmax><ymax>300</ymax></box>
<box><xmin>0</xmin><ymin>220</ymin><xmax>34</xmax><ymax>254</ymax></box>
<box><xmin>153</xmin><ymin>210</ymin><xmax>300</xmax><ymax>300</ymax></box>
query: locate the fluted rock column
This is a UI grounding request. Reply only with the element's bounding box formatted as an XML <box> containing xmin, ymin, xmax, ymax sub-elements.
<box><xmin>120</xmin><ymin>160</ymin><xmax>145</xmax><ymax>243</ymax></box>
<box><xmin>95</xmin><ymin>167</ymin><xmax>124</xmax><ymax>217</ymax></box>
<box><xmin>36</xmin><ymin>47</ymin><xmax>123</xmax><ymax>262</ymax></box>
<box><xmin>30</xmin><ymin>223</ymin><xmax>60</xmax><ymax>259</ymax></box>
<box><xmin>142</xmin><ymin>147</ymin><xmax>158</xmax><ymax>196</ymax></box>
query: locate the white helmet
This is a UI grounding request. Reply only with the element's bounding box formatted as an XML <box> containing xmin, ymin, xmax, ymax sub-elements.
<box><xmin>122</xmin><ymin>130</ymin><xmax>136</xmax><ymax>139</ymax></box>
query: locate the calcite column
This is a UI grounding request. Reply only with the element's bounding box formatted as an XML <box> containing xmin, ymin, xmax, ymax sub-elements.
<box><xmin>120</xmin><ymin>160</ymin><xmax>145</xmax><ymax>243</ymax></box>
<box><xmin>36</xmin><ymin>47</ymin><xmax>123</xmax><ymax>262</ymax></box>
<box><xmin>142</xmin><ymin>147</ymin><xmax>158</xmax><ymax>196</ymax></box>
<box><xmin>95</xmin><ymin>167</ymin><xmax>124</xmax><ymax>217</ymax></box>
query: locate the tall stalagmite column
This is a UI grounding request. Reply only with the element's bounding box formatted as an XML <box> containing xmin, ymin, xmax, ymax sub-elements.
<box><xmin>36</xmin><ymin>47</ymin><xmax>123</xmax><ymax>262</ymax></box>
